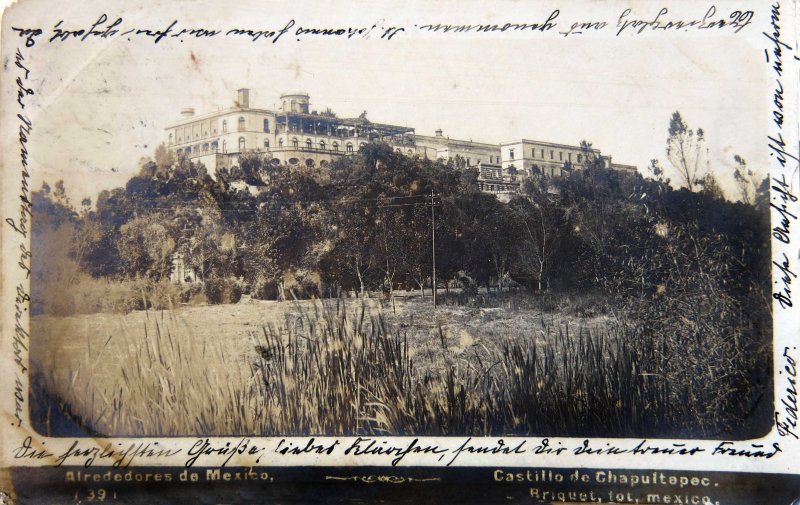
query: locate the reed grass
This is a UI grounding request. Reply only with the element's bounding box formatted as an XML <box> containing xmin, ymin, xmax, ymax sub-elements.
<box><xmin>32</xmin><ymin>296</ymin><xmax>766</xmax><ymax>438</ymax></box>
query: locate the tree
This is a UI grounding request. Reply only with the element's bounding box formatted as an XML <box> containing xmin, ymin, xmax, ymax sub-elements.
<box><xmin>665</xmin><ymin>112</ymin><xmax>706</xmax><ymax>192</ymax></box>
<box><xmin>697</xmin><ymin>172</ymin><xmax>725</xmax><ymax>200</ymax></box>
<box><xmin>732</xmin><ymin>155</ymin><xmax>759</xmax><ymax>205</ymax></box>
<box><xmin>509</xmin><ymin>195</ymin><xmax>567</xmax><ymax>291</ymax></box>
<box><xmin>462</xmin><ymin>193</ymin><xmax>516</xmax><ymax>291</ymax></box>
<box><xmin>578</xmin><ymin>140</ymin><xmax>605</xmax><ymax>170</ymax></box>
<box><xmin>117</xmin><ymin>215</ymin><xmax>176</xmax><ymax>279</ymax></box>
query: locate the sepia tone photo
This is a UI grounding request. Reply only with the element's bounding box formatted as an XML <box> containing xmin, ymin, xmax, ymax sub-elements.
<box><xmin>3</xmin><ymin>0</ymin><xmax>790</xmax><ymax>459</ymax></box>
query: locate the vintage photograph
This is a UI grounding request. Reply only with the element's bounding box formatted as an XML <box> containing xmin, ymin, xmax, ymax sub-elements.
<box><xmin>14</xmin><ymin>2</ymin><xmax>776</xmax><ymax>444</ymax></box>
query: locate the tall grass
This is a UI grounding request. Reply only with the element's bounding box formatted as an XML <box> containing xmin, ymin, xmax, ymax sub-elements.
<box><xmin>33</xmin><ymin>309</ymin><xmax>273</xmax><ymax>436</ymax></box>
<box><xmin>33</xmin><ymin>297</ymin><xmax>767</xmax><ymax>438</ymax></box>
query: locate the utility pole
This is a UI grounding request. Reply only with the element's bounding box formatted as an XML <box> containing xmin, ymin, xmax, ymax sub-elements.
<box><xmin>431</xmin><ymin>189</ymin><xmax>437</xmax><ymax>309</ymax></box>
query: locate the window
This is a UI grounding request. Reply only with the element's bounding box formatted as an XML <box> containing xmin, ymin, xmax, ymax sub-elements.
<box><xmin>211</xmin><ymin>141</ymin><xmax>218</xmax><ymax>151</ymax></box>
<box><xmin>289</xmin><ymin>157</ymin><xmax>299</xmax><ymax>165</ymax></box>
<box><xmin>263</xmin><ymin>119</ymin><xmax>270</xmax><ymax>133</ymax></box>
<box><xmin>306</xmin><ymin>139</ymin><xmax>312</xmax><ymax>149</ymax></box>
<box><xmin>346</xmin><ymin>142</ymin><xmax>354</xmax><ymax>153</ymax></box>
<box><xmin>541</xmin><ymin>149</ymin><xmax>545</xmax><ymax>158</ymax></box>
<box><xmin>319</xmin><ymin>140</ymin><xmax>326</xmax><ymax>150</ymax></box>
<box><xmin>292</xmin><ymin>138</ymin><xmax>299</xmax><ymax>148</ymax></box>
<box><xmin>408</xmin><ymin>149</ymin><xmax>413</xmax><ymax>155</ymax></box>
<box><xmin>359</xmin><ymin>142</ymin><xmax>366</xmax><ymax>150</ymax></box>
<box><xmin>333</xmin><ymin>142</ymin><xmax>339</xmax><ymax>152</ymax></box>
<box><xmin>238</xmin><ymin>116</ymin><xmax>246</xmax><ymax>131</ymax></box>
<box><xmin>532</xmin><ymin>148</ymin><xmax>536</xmax><ymax>158</ymax></box>
<box><xmin>222</xmin><ymin>140</ymin><xmax>227</xmax><ymax>153</ymax></box>
<box><xmin>577</xmin><ymin>154</ymin><xmax>583</xmax><ymax>163</ymax></box>
<box><xmin>202</xmin><ymin>143</ymin><xmax>209</xmax><ymax>152</ymax></box>
<box><xmin>264</xmin><ymin>139</ymin><xmax>269</xmax><ymax>149</ymax></box>
<box><xmin>306</xmin><ymin>159</ymin><xmax>315</xmax><ymax>168</ymax></box>
<box><xmin>509</xmin><ymin>149</ymin><xmax>515</xmax><ymax>160</ymax></box>
<box><xmin>559</xmin><ymin>152</ymin><xmax>563</xmax><ymax>161</ymax></box>
<box><xmin>278</xmin><ymin>138</ymin><xmax>284</xmax><ymax>148</ymax></box>
<box><xmin>238</xmin><ymin>137</ymin><xmax>246</xmax><ymax>152</ymax></box>
<box><xmin>168</xmin><ymin>133</ymin><xmax>173</xmax><ymax>145</ymax></box>
<box><xmin>550</xmin><ymin>150</ymin><xmax>554</xmax><ymax>160</ymax></box>
<box><xmin>221</xmin><ymin>120</ymin><xmax>227</xmax><ymax>133</ymax></box>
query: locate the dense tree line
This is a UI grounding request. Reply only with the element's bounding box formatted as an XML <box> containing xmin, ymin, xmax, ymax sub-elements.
<box><xmin>33</xmin><ymin>139</ymin><xmax>770</xmax><ymax>309</ymax></box>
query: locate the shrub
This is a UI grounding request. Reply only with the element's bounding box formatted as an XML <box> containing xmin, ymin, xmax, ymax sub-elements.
<box><xmin>252</xmin><ymin>277</ymin><xmax>280</xmax><ymax>300</ymax></box>
<box><xmin>204</xmin><ymin>278</ymin><xmax>243</xmax><ymax>304</ymax></box>
<box><xmin>178</xmin><ymin>283</ymin><xmax>204</xmax><ymax>304</ymax></box>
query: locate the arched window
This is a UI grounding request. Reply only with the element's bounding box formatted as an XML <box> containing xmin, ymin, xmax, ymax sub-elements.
<box><xmin>319</xmin><ymin>140</ymin><xmax>326</xmax><ymax>150</ymax></box>
<box><xmin>263</xmin><ymin>118</ymin><xmax>270</xmax><ymax>132</ymax></box>
<box><xmin>263</xmin><ymin>139</ymin><xmax>269</xmax><ymax>149</ymax></box>
<box><xmin>202</xmin><ymin>143</ymin><xmax>209</xmax><ymax>152</ymax></box>
<box><xmin>292</xmin><ymin>137</ymin><xmax>299</xmax><ymax>148</ymax></box>
<box><xmin>278</xmin><ymin>138</ymin><xmax>284</xmax><ymax>148</ymax></box>
<box><xmin>305</xmin><ymin>139</ymin><xmax>312</xmax><ymax>150</ymax></box>
<box><xmin>211</xmin><ymin>141</ymin><xmax>218</xmax><ymax>151</ymax></box>
<box><xmin>346</xmin><ymin>143</ymin><xmax>354</xmax><ymax>153</ymax></box>
<box><xmin>320</xmin><ymin>160</ymin><xmax>329</xmax><ymax>168</ymax></box>
<box><xmin>238</xmin><ymin>137</ymin><xmax>246</xmax><ymax>152</ymax></box>
<box><xmin>222</xmin><ymin>139</ymin><xmax>227</xmax><ymax>153</ymax></box>
<box><xmin>221</xmin><ymin>120</ymin><xmax>227</xmax><ymax>133</ymax></box>
<box><xmin>306</xmin><ymin>159</ymin><xmax>315</xmax><ymax>168</ymax></box>
<box><xmin>332</xmin><ymin>142</ymin><xmax>339</xmax><ymax>152</ymax></box>
<box><xmin>238</xmin><ymin>116</ymin><xmax>246</xmax><ymax>131</ymax></box>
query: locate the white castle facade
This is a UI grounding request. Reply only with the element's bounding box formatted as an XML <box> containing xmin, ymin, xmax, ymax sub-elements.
<box><xmin>165</xmin><ymin>89</ymin><xmax>636</xmax><ymax>200</ymax></box>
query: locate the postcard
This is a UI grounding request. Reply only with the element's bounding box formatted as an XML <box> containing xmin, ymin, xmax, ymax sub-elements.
<box><xmin>1</xmin><ymin>0</ymin><xmax>798</xmax><ymax>503</ymax></box>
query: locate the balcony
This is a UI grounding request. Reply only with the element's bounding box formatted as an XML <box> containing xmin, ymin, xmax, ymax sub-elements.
<box><xmin>272</xmin><ymin>146</ymin><xmax>349</xmax><ymax>155</ymax></box>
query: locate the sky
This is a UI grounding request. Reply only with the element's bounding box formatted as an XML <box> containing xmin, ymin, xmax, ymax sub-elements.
<box><xmin>2</xmin><ymin>0</ymin><xmax>771</xmax><ymax>203</ymax></box>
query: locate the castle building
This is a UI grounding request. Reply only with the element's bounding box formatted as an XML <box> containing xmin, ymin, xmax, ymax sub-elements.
<box><xmin>165</xmin><ymin>89</ymin><xmax>636</xmax><ymax>187</ymax></box>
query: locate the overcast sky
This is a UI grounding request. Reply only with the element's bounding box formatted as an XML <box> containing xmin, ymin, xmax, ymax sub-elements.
<box><xmin>3</xmin><ymin>0</ymin><xmax>770</xmax><ymax>202</ymax></box>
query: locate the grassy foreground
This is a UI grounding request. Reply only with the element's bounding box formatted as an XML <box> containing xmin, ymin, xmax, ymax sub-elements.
<box><xmin>31</xmin><ymin>293</ymin><xmax>770</xmax><ymax>438</ymax></box>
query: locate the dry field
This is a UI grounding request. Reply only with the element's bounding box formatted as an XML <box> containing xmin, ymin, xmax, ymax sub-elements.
<box><xmin>30</xmin><ymin>292</ymin><xmax>762</xmax><ymax>438</ymax></box>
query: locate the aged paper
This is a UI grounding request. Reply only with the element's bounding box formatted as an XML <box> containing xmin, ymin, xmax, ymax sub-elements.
<box><xmin>1</xmin><ymin>0</ymin><xmax>799</xmax><ymax>503</ymax></box>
